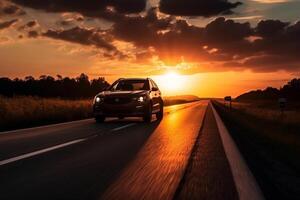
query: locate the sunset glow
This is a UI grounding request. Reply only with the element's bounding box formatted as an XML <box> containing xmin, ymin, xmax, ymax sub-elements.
<box><xmin>0</xmin><ymin>0</ymin><xmax>299</xmax><ymax>97</ymax></box>
<box><xmin>155</xmin><ymin>71</ymin><xmax>186</xmax><ymax>92</ymax></box>
<box><xmin>0</xmin><ymin>1</ymin><xmax>299</xmax><ymax>199</ymax></box>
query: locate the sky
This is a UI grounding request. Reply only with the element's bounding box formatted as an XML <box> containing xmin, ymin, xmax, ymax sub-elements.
<box><xmin>0</xmin><ymin>0</ymin><xmax>300</xmax><ymax>97</ymax></box>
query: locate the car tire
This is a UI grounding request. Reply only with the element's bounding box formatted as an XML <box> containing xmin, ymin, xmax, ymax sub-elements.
<box><xmin>95</xmin><ymin>116</ymin><xmax>105</xmax><ymax>123</ymax></box>
<box><xmin>143</xmin><ymin>103</ymin><xmax>152</xmax><ymax>122</ymax></box>
<box><xmin>156</xmin><ymin>102</ymin><xmax>164</xmax><ymax>120</ymax></box>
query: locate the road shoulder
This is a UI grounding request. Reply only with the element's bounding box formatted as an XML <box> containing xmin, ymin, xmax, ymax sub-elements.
<box><xmin>211</xmin><ymin>102</ymin><xmax>264</xmax><ymax>200</ymax></box>
<box><xmin>175</xmin><ymin>103</ymin><xmax>239</xmax><ymax>200</ymax></box>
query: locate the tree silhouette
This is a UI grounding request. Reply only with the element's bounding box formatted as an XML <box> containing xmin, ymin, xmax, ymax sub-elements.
<box><xmin>0</xmin><ymin>73</ymin><xmax>109</xmax><ymax>99</ymax></box>
<box><xmin>236</xmin><ymin>78</ymin><xmax>300</xmax><ymax>101</ymax></box>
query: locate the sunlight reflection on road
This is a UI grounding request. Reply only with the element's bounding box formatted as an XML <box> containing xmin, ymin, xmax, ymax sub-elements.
<box><xmin>102</xmin><ymin>101</ymin><xmax>208</xmax><ymax>200</ymax></box>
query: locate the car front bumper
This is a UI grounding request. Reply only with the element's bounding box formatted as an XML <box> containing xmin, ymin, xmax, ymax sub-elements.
<box><xmin>93</xmin><ymin>102</ymin><xmax>148</xmax><ymax>117</ymax></box>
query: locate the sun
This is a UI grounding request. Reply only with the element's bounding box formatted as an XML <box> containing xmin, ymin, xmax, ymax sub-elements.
<box><xmin>163</xmin><ymin>72</ymin><xmax>183</xmax><ymax>90</ymax></box>
<box><xmin>153</xmin><ymin>71</ymin><xmax>187</xmax><ymax>94</ymax></box>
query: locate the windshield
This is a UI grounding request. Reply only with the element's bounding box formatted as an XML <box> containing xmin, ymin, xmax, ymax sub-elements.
<box><xmin>110</xmin><ymin>79</ymin><xmax>150</xmax><ymax>91</ymax></box>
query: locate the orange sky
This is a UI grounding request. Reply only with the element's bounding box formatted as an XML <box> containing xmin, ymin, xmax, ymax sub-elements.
<box><xmin>0</xmin><ymin>35</ymin><xmax>297</xmax><ymax>98</ymax></box>
<box><xmin>0</xmin><ymin>0</ymin><xmax>299</xmax><ymax>97</ymax></box>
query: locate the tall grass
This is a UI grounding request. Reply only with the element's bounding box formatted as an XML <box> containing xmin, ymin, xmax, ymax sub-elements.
<box><xmin>219</xmin><ymin>100</ymin><xmax>300</xmax><ymax>126</ymax></box>
<box><xmin>213</xmin><ymin>100</ymin><xmax>300</xmax><ymax>199</ymax></box>
<box><xmin>0</xmin><ymin>96</ymin><xmax>93</xmax><ymax>131</ymax></box>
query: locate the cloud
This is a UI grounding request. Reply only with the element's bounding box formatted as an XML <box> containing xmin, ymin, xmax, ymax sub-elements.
<box><xmin>255</xmin><ymin>19</ymin><xmax>289</xmax><ymax>37</ymax></box>
<box><xmin>110</xmin><ymin>11</ymin><xmax>252</xmax><ymax>64</ymax></box>
<box><xmin>0</xmin><ymin>19</ymin><xmax>18</xmax><ymax>30</ymax></box>
<box><xmin>10</xmin><ymin>0</ymin><xmax>146</xmax><ymax>18</ymax></box>
<box><xmin>203</xmin><ymin>17</ymin><xmax>252</xmax><ymax>44</ymax></box>
<box><xmin>111</xmin><ymin>8</ymin><xmax>173</xmax><ymax>47</ymax></box>
<box><xmin>27</xmin><ymin>30</ymin><xmax>39</xmax><ymax>38</ymax></box>
<box><xmin>26</xmin><ymin>20</ymin><xmax>38</xmax><ymax>28</ymax></box>
<box><xmin>159</xmin><ymin>0</ymin><xmax>242</xmax><ymax>17</ymax></box>
<box><xmin>43</xmin><ymin>26</ymin><xmax>118</xmax><ymax>53</ymax></box>
<box><xmin>57</xmin><ymin>19</ymin><xmax>75</xmax><ymax>26</ymax></box>
<box><xmin>221</xmin><ymin>20</ymin><xmax>300</xmax><ymax>72</ymax></box>
<box><xmin>109</xmin><ymin>10</ymin><xmax>300</xmax><ymax>72</ymax></box>
<box><xmin>18</xmin><ymin>20</ymin><xmax>39</xmax><ymax>30</ymax></box>
<box><xmin>251</xmin><ymin>0</ymin><xmax>291</xmax><ymax>3</ymax></box>
<box><xmin>0</xmin><ymin>1</ymin><xmax>26</xmax><ymax>16</ymax></box>
<box><xmin>252</xmin><ymin>20</ymin><xmax>300</xmax><ymax>57</ymax></box>
<box><xmin>55</xmin><ymin>13</ymin><xmax>85</xmax><ymax>27</ymax></box>
<box><xmin>5</xmin><ymin>1</ymin><xmax>300</xmax><ymax>73</ymax></box>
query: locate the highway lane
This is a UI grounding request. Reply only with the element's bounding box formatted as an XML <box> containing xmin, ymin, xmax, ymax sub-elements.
<box><xmin>0</xmin><ymin>102</ymin><xmax>196</xmax><ymax>161</ymax></box>
<box><xmin>102</xmin><ymin>101</ymin><xmax>207</xmax><ymax>199</ymax></box>
<box><xmin>0</xmin><ymin>101</ymin><xmax>208</xmax><ymax>199</ymax></box>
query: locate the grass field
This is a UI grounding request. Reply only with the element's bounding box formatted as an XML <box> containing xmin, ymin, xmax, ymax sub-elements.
<box><xmin>221</xmin><ymin>100</ymin><xmax>300</xmax><ymax>126</ymax></box>
<box><xmin>0</xmin><ymin>96</ymin><xmax>92</xmax><ymax>131</ymax></box>
<box><xmin>213</xmin><ymin>100</ymin><xmax>300</xmax><ymax>199</ymax></box>
<box><xmin>0</xmin><ymin>95</ymin><xmax>199</xmax><ymax>132</ymax></box>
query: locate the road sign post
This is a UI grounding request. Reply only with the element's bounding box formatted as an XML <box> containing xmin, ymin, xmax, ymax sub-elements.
<box><xmin>278</xmin><ymin>98</ymin><xmax>287</xmax><ymax>116</ymax></box>
<box><xmin>224</xmin><ymin>96</ymin><xmax>232</xmax><ymax>110</ymax></box>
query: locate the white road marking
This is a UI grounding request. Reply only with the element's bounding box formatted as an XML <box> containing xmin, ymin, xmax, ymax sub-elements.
<box><xmin>0</xmin><ymin>137</ymin><xmax>89</xmax><ymax>166</ymax></box>
<box><xmin>211</xmin><ymin>102</ymin><xmax>264</xmax><ymax>200</ymax></box>
<box><xmin>0</xmin><ymin>118</ymin><xmax>117</xmax><ymax>135</ymax></box>
<box><xmin>0</xmin><ymin>102</ymin><xmax>200</xmax><ymax>166</ymax></box>
<box><xmin>111</xmin><ymin>123</ymin><xmax>136</xmax><ymax>132</ymax></box>
<box><xmin>0</xmin><ymin>122</ymin><xmax>137</xmax><ymax>166</ymax></box>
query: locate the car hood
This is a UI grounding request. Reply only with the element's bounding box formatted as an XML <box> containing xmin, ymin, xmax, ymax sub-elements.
<box><xmin>97</xmin><ymin>90</ymin><xmax>148</xmax><ymax>97</ymax></box>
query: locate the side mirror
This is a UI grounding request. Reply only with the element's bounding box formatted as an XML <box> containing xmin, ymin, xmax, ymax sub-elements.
<box><xmin>152</xmin><ymin>87</ymin><xmax>159</xmax><ymax>91</ymax></box>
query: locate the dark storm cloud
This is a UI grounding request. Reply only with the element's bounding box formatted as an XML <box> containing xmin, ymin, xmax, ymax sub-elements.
<box><xmin>203</xmin><ymin>17</ymin><xmax>252</xmax><ymax>42</ymax></box>
<box><xmin>111</xmin><ymin>8</ymin><xmax>173</xmax><ymax>47</ymax></box>
<box><xmin>111</xmin><ymin>12</ymin><xmax>252</xmax><ymax>63</ymax></box>
<box><xmin>252</xmin><ymin>21</ymin><xmax>300</xmax><ymax>58</ymax></box>
<box><xmin>224</xmin><ymin>55</ymin><xmax>300</xmax><ymax>72</ymax></box>
<box><xmin>159</xmin><ymin>0</ymin><xmax>242</xmax><ymax>17</ymax></box>
<box><xmin>110</xmin><ymin>9</ymin><xmax>300</xmax><ymax>71</ymax></box>
<box><xmin>43</xmin><ymin>26</ymin><xmax>117</xmax><ymax>52</ymax></box>
<box><xmin>10</xmin><ymin>0</ymin><xmax>146</xmax><ymax>18</ymax></box>
<box><xmin>255</xmin><ymin>20</ymin><xmax>289</xmax><ymax>38</ymax></box>
<box><xmin>6</xmin><ymin>0</ymin><xmax>300</xmax><ymax>72</ymax></box>
<box><xmin>0</xmin><ymin>19</ymin><xmax>18</xmax><ymax>30</ymax></box>
<box><xmin>223</xmin><ymin>20</ymin><xmax>300</xmax><ymax>72</ymax></box>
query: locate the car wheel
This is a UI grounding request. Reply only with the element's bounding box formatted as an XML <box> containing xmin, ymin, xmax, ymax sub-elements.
<box><xmin>95</xmin><ymin>115</ymin><xmax>105</xmax><ymax>123</ymax></box>
<box><xmin>143</xmin><ymin>103</ymin><xmax>153</xmax><ymax>122</ymax></box>
<box><xmin>156</xmin><ymin>102</ymin><xmax>164</xmax><ymax>120</ymax></box>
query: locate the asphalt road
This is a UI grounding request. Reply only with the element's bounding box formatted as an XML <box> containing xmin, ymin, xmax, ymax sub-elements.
<box><xmin>0</xmin><ymin>101</ymin><xmax>242</xmax><ymax>200</ymax></box>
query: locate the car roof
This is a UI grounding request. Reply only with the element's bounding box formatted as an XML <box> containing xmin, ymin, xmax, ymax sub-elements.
<box><xmin>119</xmin><ymin>78</ymin><xmax>150</xmax><ymax>81</ymax></box>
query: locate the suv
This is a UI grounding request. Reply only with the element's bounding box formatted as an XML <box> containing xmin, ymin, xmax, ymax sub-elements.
<box><xmin>93</xmin><ymin>78</ymin><xmax>163</xmax><ymax>122</ymax></box>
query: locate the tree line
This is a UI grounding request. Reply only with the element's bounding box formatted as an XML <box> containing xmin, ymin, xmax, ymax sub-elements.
<box><xmin>0</xmin><ymin>73</ymin><xmax>110</xmax><ymax>99</ymax></box>
<box><xmin>236</xmin><ymin>78</ymin><xmax>300</xmax><ymax>101</ymax></box>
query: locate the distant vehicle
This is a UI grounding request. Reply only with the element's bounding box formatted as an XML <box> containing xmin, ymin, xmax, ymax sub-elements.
<box><xmin>93</xmin><ymin>78</ymin><xmax>164</xmax><ymax>122</ymax></box>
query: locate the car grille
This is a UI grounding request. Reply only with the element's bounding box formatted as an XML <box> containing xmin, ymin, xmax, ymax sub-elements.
<box><xmin>104</xmin><ymin>97</ymin><xmax>132</xmax><ymax>104</ymax></box>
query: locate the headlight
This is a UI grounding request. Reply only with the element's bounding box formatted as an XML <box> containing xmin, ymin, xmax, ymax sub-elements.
<box><xmin>133</xmin><ymin>96</ymin><xmax>146</xmax><ymax>102</ymax></box>
<box><xmin>94</xmin><ymin>96</ymin><xmax>103</xmax><ymax>103</ymax></box>
<box><xmin>138</xmin><ymin>96</ymin><xmax>144</xmax><ymax>102</ymax></box>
